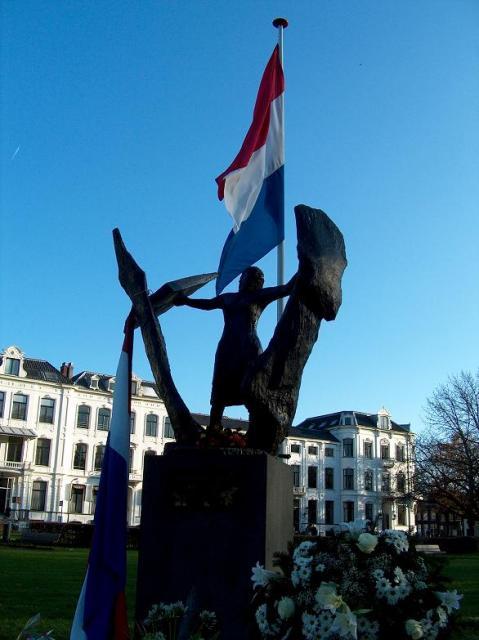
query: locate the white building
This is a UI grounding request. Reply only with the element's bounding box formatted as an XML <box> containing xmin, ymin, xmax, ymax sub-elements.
<box><xmin>0</xmin><ymin>345</ymin><xmax>415</xmax><ymax>533</ymax></box>
<box><xmin>281</xmin><ymin>410</ymin><xmax>416</xmax><ymax>534</ymax></box>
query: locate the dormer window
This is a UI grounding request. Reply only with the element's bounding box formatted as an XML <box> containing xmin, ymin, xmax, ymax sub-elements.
<box><xmin>378</xmin><ymin>408</ymin><xmax>391</xmax><ymax>430</ymax></box>
<box><xmin>5</xmin><ymin>358</ymin><xmax>20</xmax><ymax>376</ymax></box>
<box><xmin>131</xmin><ymin>381</ymin><xmax>138</xmax><ymax>396</ymax></box>
<box><xmin>90</xmin><ymin>375</ymin><xmax>100</xmax><ymax>390</ymax></box>
<box><xmin>108</xmin><ymin>378</ymin><xmax>116</xmax><ymax>393</ymax></box>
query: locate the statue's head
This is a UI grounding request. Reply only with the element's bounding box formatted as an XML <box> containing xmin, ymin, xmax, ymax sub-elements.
<box><xmin>239</xmin><ymin>267</ymin><xmax>264</xmax><ymax>292</ymax></box>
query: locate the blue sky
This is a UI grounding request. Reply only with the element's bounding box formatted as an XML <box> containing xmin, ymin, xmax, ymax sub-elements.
<box><xmin>1</xmin><ymin>1</ymin><xmax>478</xmax><ymax>432</ymax></box>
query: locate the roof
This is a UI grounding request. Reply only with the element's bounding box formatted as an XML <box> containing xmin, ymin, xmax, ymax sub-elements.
<box><xmin>288</xmin><ymin>425</ymin><xmax>340</xmax><ymax>442</ymax></box>
<box><xmin>22</xmin><ymin>358</ymin><xmax>70</xmax><ymax>385</ymax></box>
<box><xmin>72</xmin><ymin>371</ymin><xmax>115</xmax><ymax>393</ymax></box>
<box><xmin>294</xmin><ymin>411</ymin><xmax>410</xmax><ymax>434</ymax></box>
<box><xmin>0</xmin><ymin>426</ymin><xmax>37</xmax><ymax>438</ymax></box>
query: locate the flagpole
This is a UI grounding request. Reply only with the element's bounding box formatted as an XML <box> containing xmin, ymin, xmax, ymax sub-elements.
<box><xmin>273</xmin><ymin>17</ymin><xmax>288</xmax><ymax>320</ymax></box>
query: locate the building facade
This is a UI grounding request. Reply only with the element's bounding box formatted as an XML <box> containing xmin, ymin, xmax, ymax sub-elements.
<box><xmin>280</xmin><ymin>410</ymin><xmax>416</xmax><ymax>534</ymax></box>
<box><xmin>0</xmin><ymin>345</ymin><xmax>415</xmax><ymax>533</ymax></box>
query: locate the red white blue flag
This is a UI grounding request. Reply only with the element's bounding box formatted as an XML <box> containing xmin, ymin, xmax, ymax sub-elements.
<box><xmin>70</xmin><ymin>322</ymin><xmax>134</xmax><ymax>640</ymax></box>
<box><xmin>215</xmin><ymin>45</ymin><xmax>285</xmax><ymax>294</ymax></box>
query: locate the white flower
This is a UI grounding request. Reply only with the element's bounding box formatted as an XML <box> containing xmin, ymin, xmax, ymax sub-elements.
<box><xmin>340</xmin><ymin>519</ymin><xmax>367</xmax><ymax>539</ymax></box>
<box><xmin>302</xmin><ymin>612</ymin><xmax>321</xmax><ymax>640</ymax></box>
<box><xmin>315</xmin><ymin>582</ymin><xmax>344</xmax><ymax>612</ymax></box>
<box><xmin>251</xmin><ymin>562</ymin><xmax>280</xmax><ymax>589</ymax></box>
<box><xmin>436</xmin><ymin>606</ymin><xmax>448</xmax><ymax>628</ymax></box>
<box><xmin>357</xmin><ymin>616</ymin><xmax>380</xmax><ymax>640</ymax></box>
<box><xmin>330</xmin><ymin>606</ymin><xmax>358</xmax><ymax>638</ymax></box>
<box><xmin>316</xmin><ymin>561</ymin><xmax>326</xmax><ymax>572</ymax></box>
<box><xmin>434</xmin><ymin>589</ymin><xmax>463</xmax><ymax>614</ymax></box>
<box><xmin>405</xmin><ymin>619</ymin><xmax>424</xmax><ymax>639</ymax></box>
<box><xmin>293</xmin><ymin>541</ymin><xmax>316</xmax><ymax>561</ymax></box>
<box><xmin>277</xmin><ymin>597</ymin><xmax>295</xmax><ymax>620</ymax></box>
<box><xmin>382</xmin><ymin>530</ymin><xmax>409</xmax><ymax>553</ymax></box>
<box><xmin>356</xmin><ymin>533</ymin><xmax>378</xmax><ymax>554</ymax></box>
<box><xmin>255</xmin><ymin>603</ymin><xmax>281</xmax><ymax>636</ymax></box>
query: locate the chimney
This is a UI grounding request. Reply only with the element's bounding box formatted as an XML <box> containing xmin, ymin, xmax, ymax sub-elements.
<box><xmin>60</xmin><ymin>362</ymin><xmax>74</xmax><ymax>380</ymax></box>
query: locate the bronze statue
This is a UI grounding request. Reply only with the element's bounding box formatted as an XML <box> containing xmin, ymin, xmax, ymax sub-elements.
<box><xmin>114</xmin><ymin>204</ymin><xmax>347</xmax><ymax>454</ymax></box>
<box><xmin>174</xmin><ymin>267</ymin><xmax>296</xmax><ymax>430</ymax></box>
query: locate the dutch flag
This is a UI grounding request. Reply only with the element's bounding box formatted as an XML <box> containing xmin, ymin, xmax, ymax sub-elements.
<box><xmin>215</xmin><ymin>45</ymin><xmax>285</xmax><ymax>294</ymax></box>
<box><xmin>70</xmin><ymin>322</ymin><xmax>133</xmax><ymax>640</ymax></box>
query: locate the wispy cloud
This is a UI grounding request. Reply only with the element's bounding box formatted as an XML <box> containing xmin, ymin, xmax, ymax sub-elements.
<box><xmin>10</xmin><ymin>145</ymin><xmax>21</xmax><ymax>161</ymax></box>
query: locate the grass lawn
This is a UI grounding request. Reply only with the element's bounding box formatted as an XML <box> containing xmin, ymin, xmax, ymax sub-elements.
<box><xmin>0</xmin><ymin>546</ymin><xmax>478</xmax><ymax>640</ymax></box>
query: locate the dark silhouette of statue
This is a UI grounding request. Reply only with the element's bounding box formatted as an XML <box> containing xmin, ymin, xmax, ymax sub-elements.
<box><xmin>114</xmin><ymin>204</ymin><xmax>347</xmax><ymax>454</ymax></box>
<box><xmin>174</xmin><ymin>267</ymin><xmax>296</xmax><ymax>430</ymax></box>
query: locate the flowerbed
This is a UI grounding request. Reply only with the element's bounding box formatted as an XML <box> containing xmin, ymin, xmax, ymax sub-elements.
<box><xmin>251</xmin><ymin>527</ymin><xmax>462</xmax><ymax>639</ymax></box>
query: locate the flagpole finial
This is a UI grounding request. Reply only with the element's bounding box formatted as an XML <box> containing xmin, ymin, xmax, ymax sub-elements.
<box><xmin>273</xmin><ymin>17</ymin><xmax>288</xmax><ymax>29</ymax></box>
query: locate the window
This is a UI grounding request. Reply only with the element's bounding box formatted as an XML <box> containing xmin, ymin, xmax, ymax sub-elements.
<box><xmin>396</xmin><ymin>444</ymin><xmax>405</xmax><ymax>462</ymax></box>
<box><xmin>325</xmin><ymin>447</ymin><xmax>334</xmax><ymax>457</ymax></box>
<box><xmin>144</xmin><ymin>449</ymin><xmax>155</xmax><ymax>464</ymax></box>
<box><xmin>70</xmin><ymin>485</ymin><xmax>85</xmax><ymax>514</ymax></box>
<box><xmin>129</xmin><ymin>448</ymin><xmax>134</xmax><ymax>473</ymax></box>
<box><xmin>343</xmin><ymin>468</ymin><xmax>354</xmax><ymax>490</ymax></box>
<box><xmin>396</xmin><ymin>472</ymin><xmax>406</xmax><ymax>493</ymax></box>
<box><xmin>130</xmin><ymin>411</ymin><xmax>136</xmax><ymax>434</ymax></box>
<box><xmin>5</xmin><ymin>358</ymin><xmax>20</xmax><ymax>376</ymax></box>
<box><xmin>293</xmin><ymin>498</ymin><xmax>300</xmax><ymax>531</ymax></box>
<box><xmin>97</xmin><ymin>408</ymin><xmax>111</xmax><ymax>431</ymax></box>
<box><xmin>73</xmin><ymin>443</ymin><xmax>88</xmax><ymax>470</ymax></box>
<box><xmin>146</xmin><ymin>414</ymin><xmax>158</xmax><ymax>437</ymax></box>
<box><xmin>382</xmin><ymin>472</ymin><xmax>390</xmax><ymax>492</ymax></box>
<box><xmin>343</xmin><ymin>501</ymin><xmax>354</xmax><ymax>522</ymax></box>
<box><xmin>94</xmin><ymin>445</ymin><xmax>105</xmax><ymax>471</ymax></box>
<box><xmin>365</xmin><ymin>503</ymin><xmax>374</xmax><ymax>522</ymax></box>
<box><xmin>308</xmin><ymin>466</ymin><xmax>317</xmax><ymax>489</ymax></box>
<box><xmin>77</xmin><ymin>405</ymin><xmax>90</xmax><ymax>429</ymax></box>
<box><xmin>325</xmin><ymin>500</ymin><xmax>334</xmax><ymax>525</ymax></box>
<box><xmin>7</xmin><ymin>437</ymin><xmax>23</xmax><ymax>462</ymax></box>
<box><xmin>90</xmin><ymin>376</ymin><xmax>99</xmax><ymax>390</ymax></box>
<box><xmin>344</xmin><ymin>416</ymin><xmax>352</xmax><ymax>425</ymax></box>
<box><xmin>131</xmin><ymin>380</ymin><xmax>139</xmax><ymax>396</ymax></box>
<box><xmin>343</xmin><ymin>438</ymin><xmax>353</xmax><ymax>458</ymax></box>
<box><xmin>324</xmin><ymin>467</ymin><xmax>334</xmax><ymax>490</ymax></box>
<box><xmin>91</xmin><ymin>487</ymin><xmax>99</xmax><ymax>514</ymax></box>
<box><xmin>398</xmin><ymin>504</ymin><xmax>407</xmax><ymax>526</ymax></box>
<box><xmin>290</xmin><ymin>443</ymin><xmax>301</xmax><ymax>454</ymax></box>
<box><xmin>39</xmin><ymin>398</ymin><xmax>55</xmax><ymax>423</ymax></box>
<box><xmin>11</xmin><ymin>393</ymin><xmax>28</xmax><ymax>420</ymax></box>
<box><xmin>164</xmin><ymin>417</ymin><xmax>174</xmax><ymax>439</ymax></box>
<box><xmin>381</xmin><ymin>444</ymin><xmax>390</xmax><ymax>459</ymax></box>
<box><xmin>108</xmin><ymin>378</ymin><xmax>115</xmax><ymax>393</ymax></box>
<box><xmin>363</xmin><ymin>441</ymin><xmax>373</xmax><ymax>459</ymax></box>
<box><xmin>0</xmin><ymin>391</ymin><xmax>4</xmax><ymax>417</ymax></box>
<box><xmin>379</xmin><ymin>415</ymin><xmax>389</xmax><ymax>429</ymax></box>
<box><xmin>364</xmin><ymin>469</ymin><xmax>373</xmax><ymax>491</ymax></box>
<box><xmin>31</xmin><ymin>481</ymin><xmax>47</xmax><ymax>511</ymax></box>
<box><xmin>35</xmin><ymin>439</ymin><xmax>51</xmax><ymax>466</ymax></box>
<box><xmin>308</xmin><ymin>499</ymin><xmax>317</xmax><ymax>525</ymax></box>
<box><xmin>308</xmin><ymin>445</ymin><xmax>318</xmax><ymax>455</ymax></box>
<box><xmin>292</xmin><ymin>465</ymin><xmax>301</xmax><ymax>488</ymax></box>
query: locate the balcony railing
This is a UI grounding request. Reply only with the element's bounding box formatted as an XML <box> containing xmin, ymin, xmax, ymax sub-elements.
<box><xmin>0</xmin><ymin>460</ymin><xmax>27</xmax><ymax>472</ymax></box>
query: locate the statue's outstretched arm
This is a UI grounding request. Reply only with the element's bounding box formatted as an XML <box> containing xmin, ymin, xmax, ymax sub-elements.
<box><xmin>253</xmin><ymin>274</ymin><xmax>297</xmax><ymax>306</ymax></box>
<box><xmin>175</xmin><ymin>295</ymin><xmax>223</xmax><ymax>311</ymax></box>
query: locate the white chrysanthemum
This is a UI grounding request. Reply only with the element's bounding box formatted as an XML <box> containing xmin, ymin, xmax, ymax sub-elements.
<box><xmin>255</xmin><ymin>603</ymin><xmax>281</xmax><ymax>637</ymax></box>
<box><xmin>405</xmin><ymin>618</ymin><xmax>424</xmax><ymax>639</ymax></box>
<box><xmin>382</xmin><ymin>530</ymin><xmax>409</xmax><ymax>553</ymax></box>
<box><xmin>434</xmin><ymin>590</ymin><xmax>463</xmax><ymax>614</ymax></box>
<box><xmin>357</xmin><ymin>616</ymin><xmax>380</xmax><ymax>640</ymax></box>
<box><xmin>316</xmin><ymin>561</ymin><xmax>326</xmax><ymax>573</ymax></box>
<box><xmin>251</xmin><ymin>562</ymin><xmax>280</xmax><ymax>589</ymax></box>
<box><xmin>302</xmin><ymin>612</ymin><xmax>322</xmax><ymax>640</ymax></box>
<box><xmin>293</xmin><ymin>541</ymin><xmax>316</xmax><ymax>562</ymax></box>
<box><xmin>330</xmin><ymin>606</ymin><xmax>357</xmax><ymax>639</ymax></box>
<box><xmin>436</xmin><ymin>606</ymin><xmax>448</xmax><ymax>628</ymax></box>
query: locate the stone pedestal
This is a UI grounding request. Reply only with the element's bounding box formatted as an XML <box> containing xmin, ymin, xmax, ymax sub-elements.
<box><xmin>135</xmin><ymin>447</ymin><xmax>293</xmax><ymax>639</ymax></box>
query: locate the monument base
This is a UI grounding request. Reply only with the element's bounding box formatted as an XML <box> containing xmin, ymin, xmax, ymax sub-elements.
<box><xmin>135</xmin><ymin>446</ymin><xmax>293</xmax><ymax>639</ymax></box>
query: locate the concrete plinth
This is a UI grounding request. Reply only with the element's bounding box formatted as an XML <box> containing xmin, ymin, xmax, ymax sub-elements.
<box><xmin>135</xmin><ymin>446</ymin><xmax>293</xmax><ymax>639</ymax></box>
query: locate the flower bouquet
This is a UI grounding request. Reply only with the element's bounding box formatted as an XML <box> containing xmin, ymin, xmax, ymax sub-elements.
<box><xmin>141</xmin><ymin>601</ymin><xmax>219</xmax><ymax>640</ymax></box>
<box><xmin>251</xmin><ymin>526</ymin><xmax>462</xmax><ymax>639</ymax></box>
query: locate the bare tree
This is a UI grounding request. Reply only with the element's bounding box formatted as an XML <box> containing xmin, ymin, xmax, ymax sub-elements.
<box><xmin>416</xmin><ymin>370</ymin><xmax>479</xmax><ymax>535</ymax></box>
